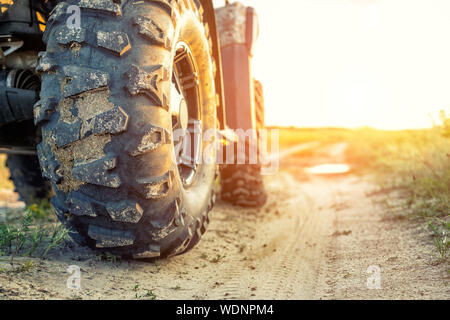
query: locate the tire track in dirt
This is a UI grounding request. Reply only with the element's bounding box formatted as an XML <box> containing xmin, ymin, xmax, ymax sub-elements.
<box><xmin>258</xmin><ymin>185</ymin><xmax>317</xmax><ymax>299</ymax></box>
<box><xmin>256</xmin><ymin>175</ymin><xmax>340</xmax><ymax>299</ymax></box>
<box><xmin>204</xmin><ymin>173</ymin><xmax>303</xmax><ymax>300</ymax></box>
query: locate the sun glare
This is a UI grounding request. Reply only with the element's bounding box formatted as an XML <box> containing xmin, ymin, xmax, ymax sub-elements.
<box><xmin>215</xmin><ymin>0</ymin><xmax>450</xmax><ymax>130</ymax></box>
<box><xmin>305</xmin><ymin>164</ymin><xmax>351</xmax><ymax>175</ymax></box>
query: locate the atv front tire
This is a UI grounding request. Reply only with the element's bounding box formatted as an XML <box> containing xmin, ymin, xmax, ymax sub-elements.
<box><xmin>36</xmin><ymin>0</ymin><xmax>217</xmax><ymax>258</ymax></box>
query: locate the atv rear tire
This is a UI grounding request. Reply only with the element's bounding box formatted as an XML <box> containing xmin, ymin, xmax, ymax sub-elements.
<box><xmin>36</xmin><ymin>0</ymin><xmax>217</xmax><ymax>258</ymax></box>
<box><xmin>6</xmin><ymin>155</ymin><xmax>52</xmax><ymax>206</ymax></box>
<box><xmin>220</xmin><ymin>79</ymin><xmax>267</xmax><ymax>208</ymax></box>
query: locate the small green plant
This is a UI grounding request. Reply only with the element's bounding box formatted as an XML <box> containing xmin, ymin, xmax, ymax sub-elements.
<box><xmin>133</xmin><ymin>284</ymin><xmax>157</xmax><ymax>300</ymax></box>
<box><xmin>428</xmin><ymin>220</ymin><xmax>449</xmax><ymax>262</ymax></box>
<box><xmin>433</xmin><ymin>237</ymin><xmax>449</xmax><ymax>262</ymax></box>
<box><xmin>144</xmin><ymin>290</ymin><xmax>157</xmax><ymax>300</ymax></box>
<box><xmin>97</xmin><ymin>252</ymin><xmax>119</xmax><ymax>263</ymax></box>
<box><xmin>133</xmin><ymin>284</ymin><xmax>140</xmax><ymax>298</ymax></box>
<box><xmin>14</xmin><ymin>260</ymin><xmax>34</xmax><ymax>273</ymax></box>
<box><xmin>42</xmin><ymin>224</ymin><xmax>70</xmax><ymax>258</ymax></box>
<box><xmin>0</xmin><ymin>209</ymin><xmax>70</xmax><ymax>258</ymax></box>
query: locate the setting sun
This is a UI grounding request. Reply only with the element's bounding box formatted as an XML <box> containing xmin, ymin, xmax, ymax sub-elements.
<box><xmin>214</xmin><ymin>0</ymin><xmax>450</xmax><ymax>129</ymax></box>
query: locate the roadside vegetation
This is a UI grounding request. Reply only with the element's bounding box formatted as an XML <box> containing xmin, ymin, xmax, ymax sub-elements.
<box><xmin>363</xmin><ymin>123</ymin><xmax>448</xmax><ymax>264</ymax></box>
<box><xmin>0</xmin><ymin>200</ymin><xmax>69</xmax><ymax>263</ymax></box>
<box><xmin>276</xmin><ymin>111</ymin><xmax>449</xmax><ymax>263</ymax></box>
<box><xmin>0</xmin><ymin>154</ymin><xmax>70</xmax><ymax>264</ymax></box>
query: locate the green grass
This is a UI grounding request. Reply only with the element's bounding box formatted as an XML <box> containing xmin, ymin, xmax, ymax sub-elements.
<box><xmin>0</xmin><ymin>156</ymin><xmax>69</xmax><ymax>259</ymax></box>
<box><xmin>358</xmin><ymin>128</ymin><xmax>449</xmax><ymax>262</ymax></box>
<box><xmin>0</xmin><ymin>207</ymin><xmax>70</xmax><ymax>259</ymax></box>
<box><xmin>133</xmin><ymin>284</ymin><xmax>157</xmax><ymax>300</ymax></box>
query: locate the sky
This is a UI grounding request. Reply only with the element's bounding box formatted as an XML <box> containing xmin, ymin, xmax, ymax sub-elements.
<box><xmin>213</xmin><ymin>0</ymin><xmax>450</xmax><ymax>129</ymax></box>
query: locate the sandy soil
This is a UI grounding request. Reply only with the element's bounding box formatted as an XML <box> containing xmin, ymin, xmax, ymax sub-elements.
<box><xmin>0</xmin><ymin>144</ymin><xmax>448</xmax><ymax>300</ymax></box>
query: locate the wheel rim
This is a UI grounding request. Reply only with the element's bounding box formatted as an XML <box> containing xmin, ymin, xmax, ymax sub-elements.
<box><xmin>171</xmin><ymin>42</ymin><xmax>202</xmax><ymax>188</ymax></box>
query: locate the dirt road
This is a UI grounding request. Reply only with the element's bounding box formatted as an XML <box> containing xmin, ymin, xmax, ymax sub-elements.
<box><xmin>0</xmin><ymin>144</ymin><xmax>448</xmax><ymax>300</ymax></box>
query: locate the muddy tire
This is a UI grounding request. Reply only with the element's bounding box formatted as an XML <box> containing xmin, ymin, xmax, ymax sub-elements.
<box><xmin>36</xmin><ymin>0</ymin><xmax>217</xmax><ymax>258</ymax></box>
<box><xmin>220</xmin><ymin>164</ymin><xmax>267</xmax><ymax>207</ymax></box>
<box><xmin>220</xmin><ymin>79</ymin><xmax>267</xmax><ymax>208</ymax></box>
<box><xmin>6</xmin><ymin>155</ymin><xmax>52</xmax><ymax>206</ymax></box>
